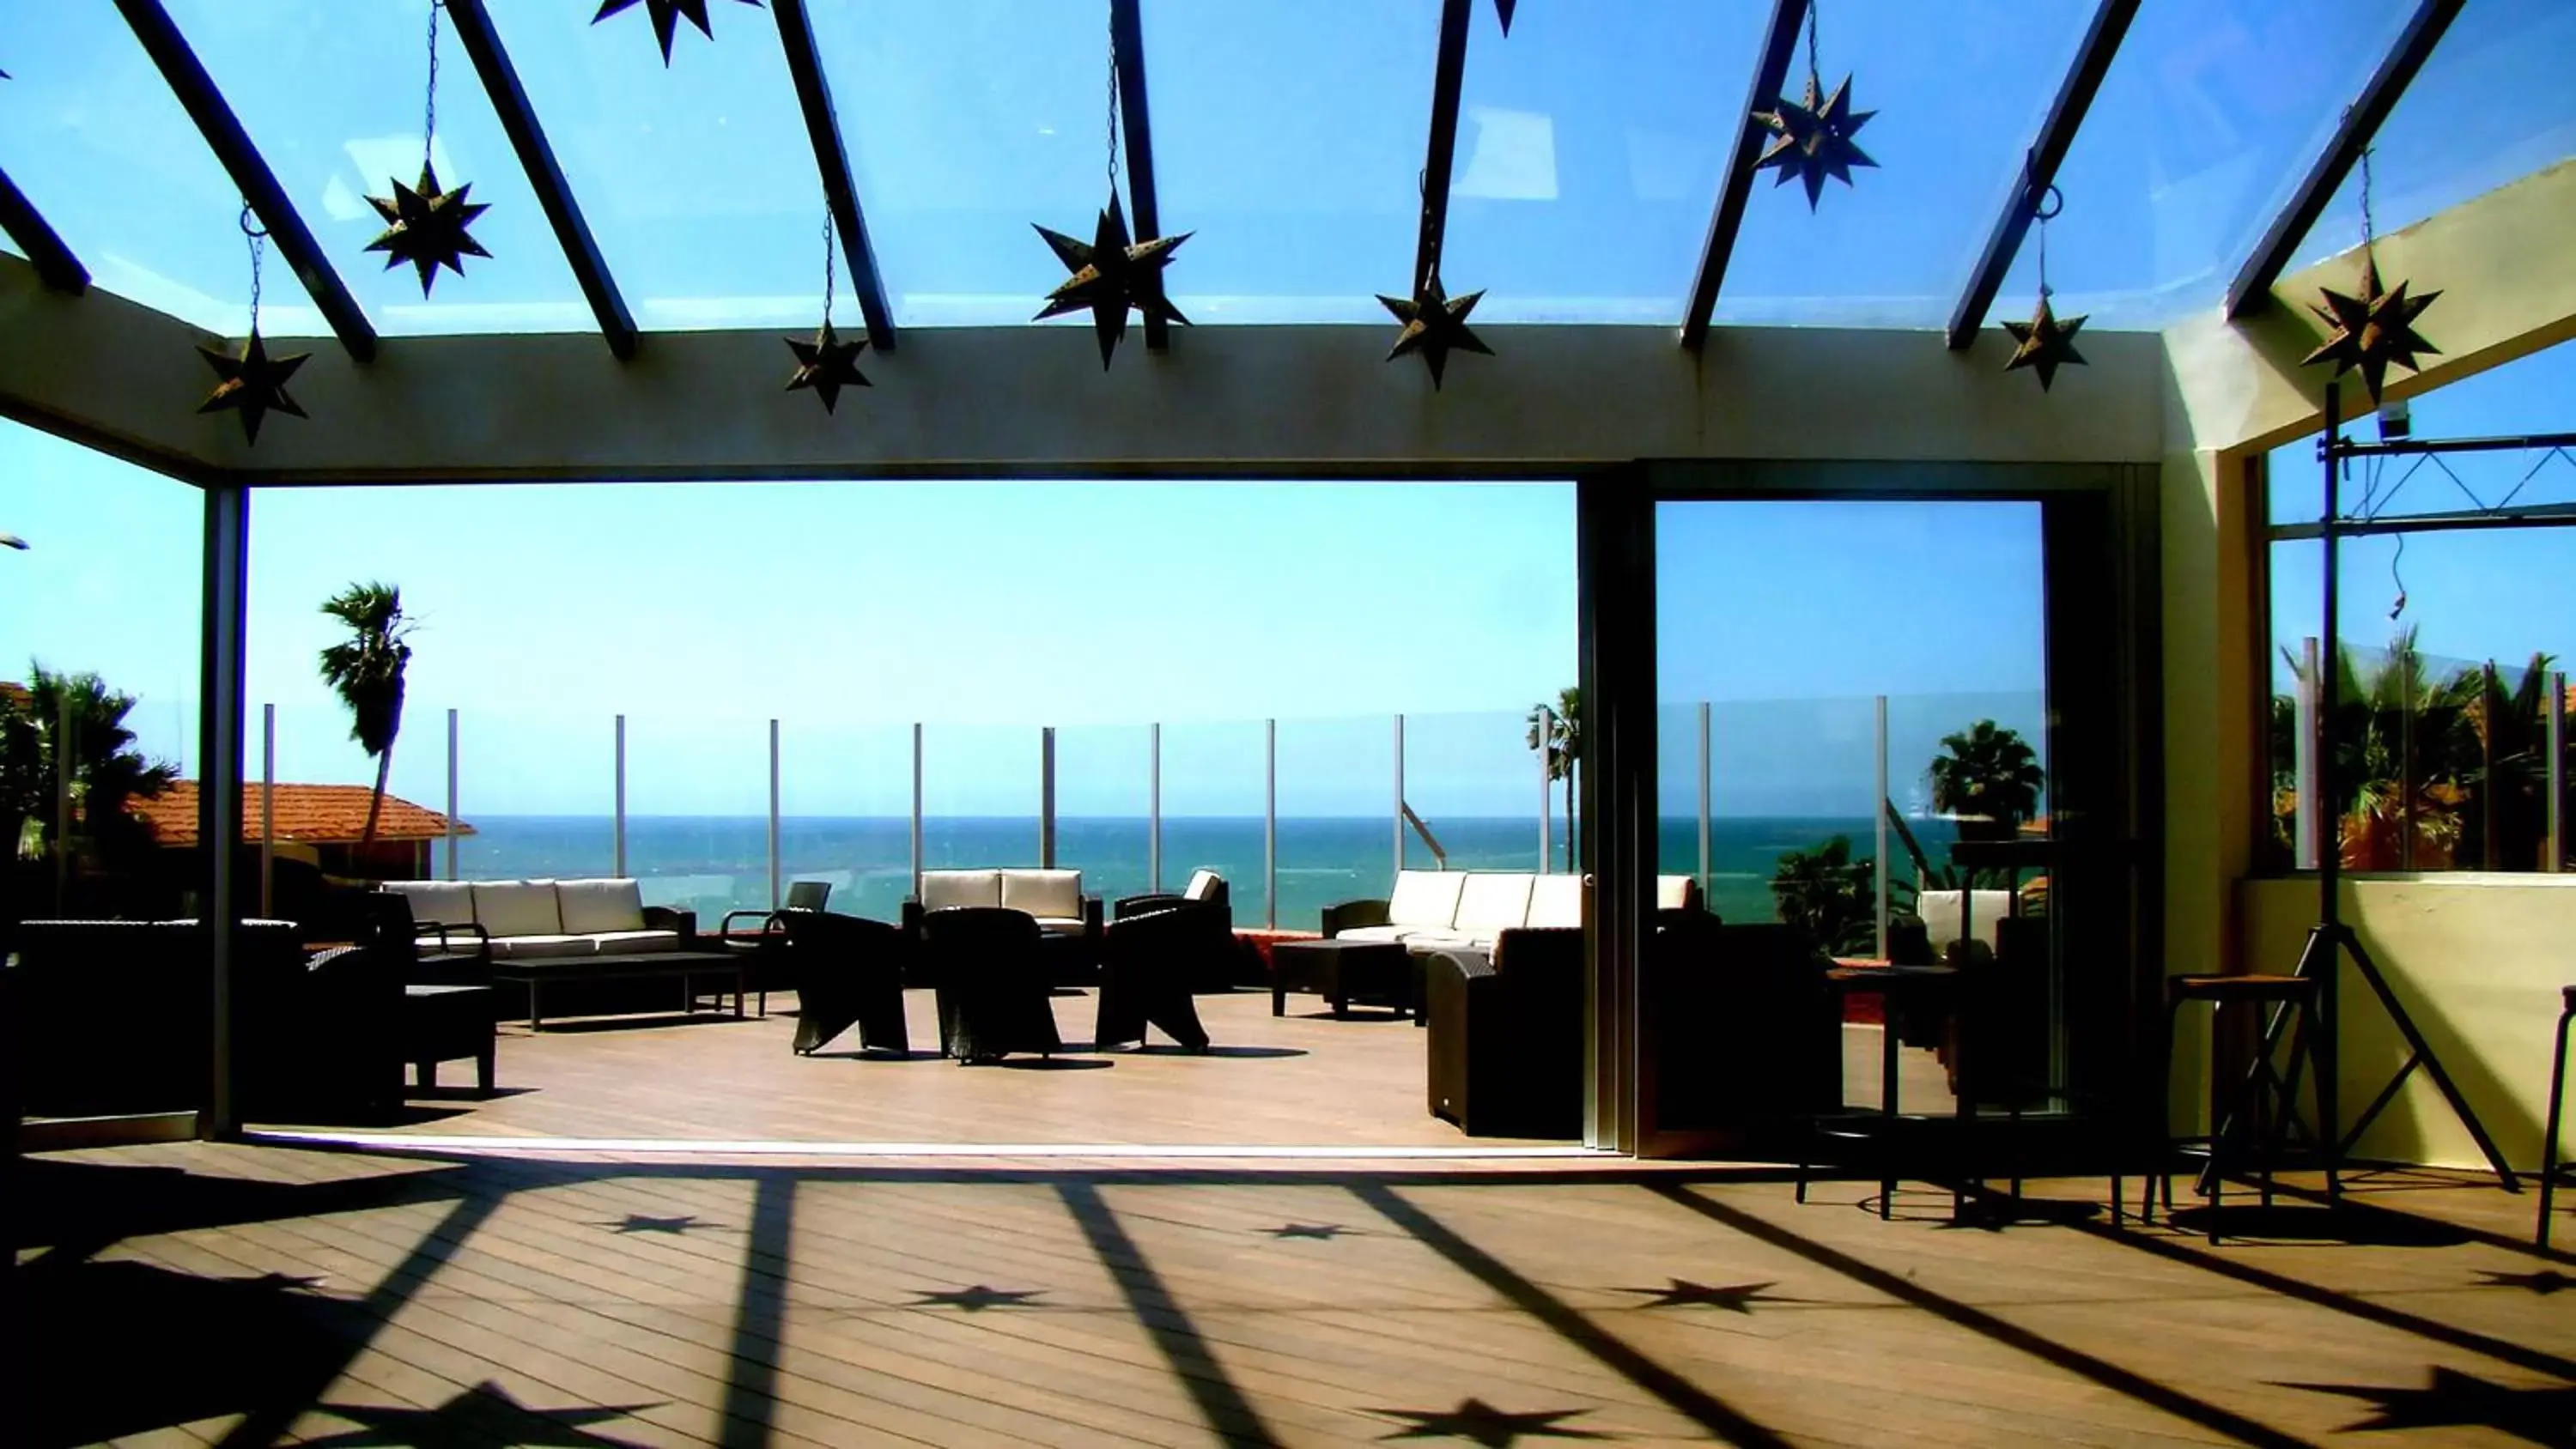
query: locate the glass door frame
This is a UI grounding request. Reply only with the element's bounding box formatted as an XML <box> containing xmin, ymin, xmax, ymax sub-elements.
<box><xmin>1577</xmin><ymin>460</ymin><xmax>2163</xmax><ymax>1156</ymax></box>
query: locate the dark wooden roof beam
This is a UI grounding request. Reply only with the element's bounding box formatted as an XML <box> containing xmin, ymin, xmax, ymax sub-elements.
<box><xmin>772</xmin><ymin>0</ymin><xmax>896</xmax><ymax>351</ymax></box>
<box><xmin>1109</xmin><ymin>0</ymin><xmax>1169</xmax><ymax>349</ymax></box>
<box><xmin>0</xmin><ymin>167</ymin><xmax>89</xmax><ymax>294</ymax></box>
<box><xmin>1680</xmin><ymin>0</ymin><xmax>1807</xmax><ymax>352</ymax></box>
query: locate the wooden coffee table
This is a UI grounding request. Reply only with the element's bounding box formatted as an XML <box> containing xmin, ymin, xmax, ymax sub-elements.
<box><xmin>1269</xmin><ymin>937</ymin><xmax>1414</xmax><ymax>1020</ymax></box>
<box><xmin>495</xmin><ymin>949</ymin><xmax>745</xmax><ymax>1030</ymax></box>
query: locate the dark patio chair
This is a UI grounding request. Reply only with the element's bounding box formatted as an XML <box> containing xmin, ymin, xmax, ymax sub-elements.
<box><xmin>1094</xmin><ymin>906</ymin><xmax>1213</xmax><ymax>1053</ymax></box>
<box><xmin>919</xmin><ymin>906</ymin><xmax>1062</xmax><ymax>1064</ymax></box>
<box><xmin>720</xmin><ymin>881</ymin><xmax>831</xmax><ymax>1015</ymax></box>
<box><xmin>781</xmin><ymin>910</ymin><xmax>910</xmax><ymax>1056</ymax></box>
<box><xmin>1112</xmin><ymin>870</ymin><xmax>1244</xmax><ymax>991</ymax></box>
<box><xmin>358</xmin><ymin>893</ymin><xmax>497</xmax><ymax>1094</ymax></box>
<box><xmin>1424</xmin><ymin>927</ymin><xmax>1585</xmax><ymax>1137</ymax></box>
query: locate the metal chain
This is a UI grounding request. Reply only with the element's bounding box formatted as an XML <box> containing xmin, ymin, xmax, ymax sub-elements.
<box><xmin>240</xmin><ymin>203</ymin><xmax>268</xmax><ymax>336</ymax></box>
<box><xmin>1104</xmin><ymin>0</ymin><xmax>1121</xmax><ymax>203</ymax></box>
<box><xmin>821</xmin><ymin>209</ymin><xmax>837</xmax><ymax>327</ymax></box>
<box><xmin>423</xmin><ymin>0</ymin><xmax>443</xmax><ymax>173</ymax></box>
<box><xmin>2037</xmin><ymin>211</ymin><xmax>2049</xmax><ymax>300</ymax></box>
<box><xmin>1805</xmin><ymin>0</ymin><xmax>1821</xmax><ymax>90</ymax></box>
<box><xmin>2359</xmin><ymin>143</ymin><xmax>2378</xmax><ymax>253</ymax></box>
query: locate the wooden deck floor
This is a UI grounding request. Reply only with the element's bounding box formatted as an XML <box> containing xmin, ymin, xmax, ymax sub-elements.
<box><xmin>17</xmin><ymin>1141</ymin><xmax>2572</xmax><ymax>1447</ymax></box>
<box><xmin>246</xmin><ymin>987</ymin><xmax>1956</xmax><ymax>1152</ymax></box>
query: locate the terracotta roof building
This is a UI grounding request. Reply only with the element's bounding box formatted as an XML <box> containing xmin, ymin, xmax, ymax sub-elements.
<box><xmin>133</xmin><ymin>781</ymin><xmax>472</xmax><ymax>847</ymax></box>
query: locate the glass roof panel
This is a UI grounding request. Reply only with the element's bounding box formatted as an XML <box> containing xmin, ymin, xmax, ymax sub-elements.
<box><xmin>160</xmin><ymin>0</ymin><xmax>591</xmax><ymax>336</ymax></box>
<box><xmin>1137</xmin><ymin>0</ymin><xmax>1438</xmax><ymax>324</ymax></box>
<box><xmin>1987</xmin><ymin>0</ymin><xmax>2417</xmax><ymax>332</ymax></box>
<box><xmin>817</xmin><ymin>0</ymin><xmax>1130</xmax><ymax>328</ymax></box>
<box><xmin>1717</xmin><ymin>0</ymin><xmax>2095</xmax><ymax>330</ymax></box>
<box><xmin>1440</xmin><ymin>0</ymin><xmax>1756</xmax><ymax>325</ymax></box>
<box><xmin>2281</xmin><ymin>0</ymin><xmax>2576</xmax><ymax>277</ymax></box>
<box><xmin>0</xmin><ymin>4</ymin><xmax>317</xmax><ymax>334</ymax></box>
<box><xmin>483</xmin><ymin>0</ymin><xmax>820</xmax><ymax>332</ymax></box>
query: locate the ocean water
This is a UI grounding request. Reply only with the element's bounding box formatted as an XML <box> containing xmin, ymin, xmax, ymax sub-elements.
<box><xmin>447</xmin><ymin>815</ymin><xmax>1961</xmax><ymax>930</ymax></box>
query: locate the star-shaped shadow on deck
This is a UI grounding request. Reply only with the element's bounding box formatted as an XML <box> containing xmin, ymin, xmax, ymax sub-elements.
<box><xmin>307</xmin><ymin>1379</ymin><xmax>657</xmax><ymax>1447</ymax></box>
<box><xmin>2478</xmin><ymin>1267</ymin><xmax>2575</xmax><ymax>1296</ymax></box>
<box><xmin>1613</xmin><ymin>1278</ymin><xmax>1791</xmax><ymax>1313</ymax></box>
<box><xmin>605</xmin><ymin>1215</ymin><xmax>708</xmax><ymax>1235</ymax></box>
<box><xmin>909</xmin><ymin>1284</ymin><xmax>1045</xmax><ymax>1312</ymax></box>
<box><xmin>1268</xmin><ymin>1223</ymin><xmax>1356</xmax><ymax>1240</ymax></box>
<box><xmin>2282</xmin><ymin>1367</ymin><xmax>2576</xmax><ymax>1444</ymax></box>
<box><xmin>230</xmin><ymin>1271</ymin><xmax>328</xmax><ymax>1294</ymax></box>
<box><xmin>1372</xmin><ymin>1397</ymin><xmax>1613</xmax><ymax>1445</ymax></box>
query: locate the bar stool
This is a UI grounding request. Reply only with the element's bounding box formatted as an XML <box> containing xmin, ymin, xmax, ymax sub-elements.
<box><xmin>2157</xmin><ymin>973</ymin><xmax>2326</xmax><ymax>1243</ymax></box>
<box><xmin>2542</xmin><ymin>985</ymin><xmax>2575</xmax><ymax>1249</ymax></box>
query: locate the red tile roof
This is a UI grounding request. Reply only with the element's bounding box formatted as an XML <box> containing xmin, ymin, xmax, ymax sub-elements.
<box><xmin>134</xmin><ymin>781</ymin><xmax>473</xmax><ymax>847</ymax></box>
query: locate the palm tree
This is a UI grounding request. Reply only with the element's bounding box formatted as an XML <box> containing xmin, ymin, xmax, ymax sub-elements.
<box><xmin>1927</xmin><ymin>719</ymin><xmax>2044</xmax><ymax>840</ymax></box>
<box><xmin>1768</xmin><ymin>834</ymin><xmax>1899</xmax><ymax>955</ymax></box>
<box><xmin>1525</xmin><ymin>686</ymin><xmax>1581</xmax><ymax>870</ymax></box>
<box><xmin>317</xmin><ymin>582</ymin><xmax>415</xmax><ymax>853</ymax></box>
<box><xmin>0</xmin><ymin>664</ymin><xmax>179</xmax><ymax>868</ymax></box>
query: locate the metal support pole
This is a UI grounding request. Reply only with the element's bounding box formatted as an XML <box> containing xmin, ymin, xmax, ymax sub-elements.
<box><xmin>1149</xmin><ymin>722</ymin><xmax>1163</xmax><ymax>894</ymax></box>
<box><xmin>1040</xmin><ymin>725</ymin><xmax>1058</xmax><ymax>869</ymax></box>
<box><xmin>613</xmin><ymin>713</ymin><xmax>627</xmax><ymax>877</ymax></box>
<box><xmin>259</xmin><ymin>705</ymin><xmax>274</xmax><ymax>918</ymax></box>
<box><xmin>1697</xmin><ymin>701</ymin><xmax>1712</xmax><ymax>900</ymax></box>
<box><xmin>2295</xmin><ymin>638</ymin><xmax>2321</xmax><ymax>870</ymax></box>
<box><xmin>52</xmin><ymin>692</ymin><xmax>72</xmax><ymax>913</ymax></box>
<box><xmin>1874</xmin><ymin>694</ymin><xmax>1889</xmax><ymax>961</ymax></box>
<box><xmin>2549</xmin><ymin>671</ymin><xmax>2567</xmax><ymax>873</ymax></box>
<box><xmin>444</xmin><ymin>707</ymin><xmax>459</xmax><ymax>880</ymax></box>
<box><xmin>197</xmin><ymin>480</ymin><xmax>249</xmax><ymax>1138</ymax></box>
<box><xmin>1394</xmin><ymin>713</ymin><xmax>1406</xmax><ymax>874</ymax></box>
<box><xmin>1265</xmin><ymin>718</ymin><xmax>1278</xmax><ymax>930</ymax></box>
<box><xmin>910</xmin><ymin>722</ymin><xmax>924</xmax><ymax>899</ymax></box>
<box><xmin>1538</xmin><ymin>705</ymin><xmax>1553</xmax><ymax>872</ymax></box>
<box><xmin>768</xmin><ymin>718</ymin><xmax>781</xmax><ymax>911</ymax></box>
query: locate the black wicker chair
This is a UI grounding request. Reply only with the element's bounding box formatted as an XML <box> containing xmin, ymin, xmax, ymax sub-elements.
<box><xmin>720</xmin><ymin>881</ymin><xmax>831</xmax><ymax>1014</ymax></box>
<box><xmin>782</xmin><ymin>910</ymin><xmax>910</xmax><ymax>1056</ymax></box>
<box><xmin>920</xmin><ymin>906</ymin><xmax>1062</xmax><ymax>1064</ymax></box>
<box><xmin>1094</xmin><ymin>906</ymin><xmax>1213</xmax><ymax>1052</ymax></box>
<box><xmin>1424</xmin><ymin>927</ymin><xmax>1586</xmax><ymax>1137</ymax></box>
<box><xmin>357</xmin><ymin>893</ymin><xmax>497</xmax><ymax>1094</ymax></box>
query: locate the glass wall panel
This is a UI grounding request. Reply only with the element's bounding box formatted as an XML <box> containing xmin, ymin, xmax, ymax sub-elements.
<box><xmin>1055</xmin><ymin>722</ymin><xmax>1151</xmax><ymax>905</ymax></box>
<box><xmin>623</xmin><ymin>712</ymin><xmax>769</xmax><ymax>917</ymax></box>
<box><xmin>777</xmin><ymin>718</ymin><xmax>913</xmax><ymax>923</ymax></box>
<box><xmin>1400</xmin><ymin>709</ymin><xmax>1551</xmax><ymax>875</ymax></box>
<box><xmin>920</xmin><ymin>723</ymin><xmax>1041</xmax><ymax>870</ymax></box>
<box><xmin>1160</xmin><ymin>718</ymin><xmax>1269</xmax><ymax>922</ymax></box>
<box><xmin>1273</xmin><ymin>713</ymin><xmax>1395</xmax><ymax>931</ymax></box>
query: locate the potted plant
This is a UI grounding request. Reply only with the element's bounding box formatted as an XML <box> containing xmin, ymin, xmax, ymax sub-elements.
<box><xmin>1927</xmin><ymin>720</ymin><xmax>2043</xmax><ymax>843</ymax></box>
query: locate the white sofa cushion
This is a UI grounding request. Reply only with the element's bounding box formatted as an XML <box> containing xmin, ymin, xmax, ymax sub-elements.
<box><xmin>473</xmin><ymin>880</ymin><xmax>563</xmax><ymax>938</ymax></box>
<box><xmin>587</xmin><ymin>929</ymin><xmax>682</xmax><ymax>955</ymax></box>
<box><xmin>1526</xmin><ymin>873</ymin><xmax>1583</xmax><ymax>928</ymax></box>
<box><xmin>1183</xmin><ymin>869</ymin><xmax>1223</xmax><ymax>902</ymax></box>
<box><xmin>556</xmin><ymin>877</ymin><xmax>647</xmax><ymax>935</ymax></box>
<box><xmin>489</xmin><ymin>933</ymin><xmax>595</xmax><ymax>960</ymax></box>
<box><xmin>1386</xmin><ymin>870</ymin><xmax>1467</xmax><ymax>931</ymax></box>
<box><xmin>920</xmin><ymin>870</ymin><xmax>1002</xmax><ymax>911</ymax></box>
<box><xmin>1656</xmin><ymin>875</ymin><xmax>1699</xmax><ymax>911</ymax></box>
<box><xmin>1333</xmin><ymin>924</ymin><xmax>1412</xmax><ymax>945</ymax></box>
<box><xmin>1918</xmin><ymin>888</ymin><xmax>2014</xmax><ymax>951</ymax></box>
<box><xmin>1454</xmin><ymin>872</ymin><xmax>1535</xmax><ymax>936</ymax></box>
<box><xmin>1001</xmin><ymin>869</ymin><xmax>1084</xmax><ymax>921</ymax></box>
<box><xmin>1032</xmin><ymin>915</ymin><xmax>1089</xmax><ymax>937</ymax></box>
<box><xmin>384</xmin><ymin>879</ymin><xmax>476</xmax><ymax>929</ymax></box>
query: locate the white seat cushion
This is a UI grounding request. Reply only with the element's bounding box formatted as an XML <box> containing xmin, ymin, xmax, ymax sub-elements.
<box><xmin>1001</xmin><ymin>869</ymin><xmax>1084</xmax><ymax>921</ymax></box>
<box><xmin>1919</xmin><ymin>889</ymin><xmax>2014</xmax><ymax>950</ymax></box>
<box><xmin>1184</xmin><ymin>869</ymin><xmax>1223</xmax><ymax>902</ymax></box>
<box><xmin>473</xmin><ymin>880</ymin><xmax>563</xmax><ymax>938</ymax></box>
<box><xmin>1333</xmin><ymin>924</ymin><xmax>1411</xmax><ymax>945</ymax></box>
<box><xmin>1454</xmin><ymin>873</ymin><xmax>1535</xmax><ymax>936</ymax></box>
<box><xmin>1399</xmin><ymin>931</ymin><xmax>1481</xmax><ymax>953</ymax></box>
<box><xmin>1526</xmin><ymin>873</ymin><xmax>1583</xmax><ymax>928</ymax></box>
<box><xmin>556</xmin><ymin>877</ymin><xmax>647</xmax><ymax>935</ymax></box>
<box><xmin>489</xmin><ymin>933</ymin><xmax>596</xmax><ymax>960</ymax></box>
<box><xmin>1656</xmin><ymin>876</ymin><xmax>1699</xmax><ymax>911</ymax></box>
<box><xmin>920</xmin><ymin>870</ymin><xmax>1001</xmax><ymax>911</ymax></box>
<box><xmin>1031</xmin><ymin>915</ymin><xmax>1089</xmax><ymax>937</ymax></box>
<box><xmin>383</xmin><ymin>879</ymin><xmax>475</xmax><ymax>929</ymax></box>
<box><xmin>1386</xmin><ymin>870</ymin><xmax>1467</xmax><ymax>931</ymax></box>
<box><xmin>586</xmin><ymin>929</ymin><xmax>682</xmax><ymax>955</ymax></box>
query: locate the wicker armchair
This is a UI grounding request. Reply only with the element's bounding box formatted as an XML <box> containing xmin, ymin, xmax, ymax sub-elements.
<box><xmin>1093</xmin><ymin>906</ymin><xmax>1213</xmax><ymax>1052</ymax></box>
<box><xmin>782</xmin><ymin>910</ymin><xmax>910</xmax><ymax>1056</ymax></box>
<box><xmin>357</xmin><ymin>894</ymin><xmax>497</xmax><ymax>1094</ymax></box>
<box><xmin>1423</xmin><ymin>927</ymin><xmax>1586</xmax><ymax>1137</ymax></box>
<box><xmin>919</xmin><ymin>906</ymin><xmax>1062</xmax><ymax>1064</ymax></box>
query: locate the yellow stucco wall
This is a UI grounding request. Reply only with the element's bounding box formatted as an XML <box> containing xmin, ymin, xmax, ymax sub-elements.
<box><xmin>2239</xmin><ymin>875</ymin><xmax>2576</xmax><ymax>1171</ymax></box>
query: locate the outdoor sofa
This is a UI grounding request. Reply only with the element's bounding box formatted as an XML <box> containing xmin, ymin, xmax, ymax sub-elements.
<box><xmin>902</xmin><ymin>868</ymin><xmax>1103</xmax><ymax>943</ymax></box>
<box><xmin>1321</xmin><ymin>869</ymin><xmax>1706</xmax><ymax>952</ymax></box>
<box><xmin>380</xmin><ymin>877</ymin><xmax>697</xmax><ymax>958</ymax></box>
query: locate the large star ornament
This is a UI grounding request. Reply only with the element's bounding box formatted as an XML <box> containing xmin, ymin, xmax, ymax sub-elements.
<box><xmin>2301</xmin><ymin>256</ymin><xmax>2439</xmax><ymax>405</ymax></box>
<box><xmin>593</xmin><ymin>0</ymin><xmax>765</xmax><ymax>66</ymax></box>
<box><xmin>1373</xmin><ymin>1398</ymin><xmax>1611</xmax><ymax>1446</ymax></box>
<box><xmin>1034</xmin><ymin>193</ymin><xmax>1190</xmax><ymax>369</ymax></box>
<box><xmin>365</xmin><ymin>162</ymin><xmax>489</xmax><ymax>298</ymax></box>
<box><xmin>784</xmin><ymin>321</ymin><xmax>872</xmax><ymax>414</ymax></box>
<box><xmin>197</xmin><ymin>331</ymin><xmax>311</xmax><ymax>444</ymax></box>
<box><xmin>1755</xmin><ymin>73</ymin><xmax>1878</xmax><ymax>209</ymax></box>
<box><xmin>2001</xmin><ymin>293</ymin><xmax>2089</xmax><ymax>391</ymax></box>
<box><xmin>1378</xmin><ymin>276</ymin><xmax>1494</xmax><ymax>389</ymax></box>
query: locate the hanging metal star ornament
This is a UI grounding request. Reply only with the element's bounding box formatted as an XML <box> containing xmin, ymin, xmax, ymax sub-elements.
<box><xmin>366</xmin><ymin>3</ymin><xmax>488</xmax><ymax>298</ymax></box>
<box><xmin>1999</xmin><ymin>180</ymin><xmax>2087</xmax><ymax>391</ymax></box>
<box><xmin>198</xmin><ymin>332</ymin><xmax>311</xmax><ymax>444</ymax></box>
<box><xmin>593</xmin><ymin>0</ymin><xmax>765</xmax><ymax>66</ymax></box>
<box><xmin>1378</xmin><ymin>275</ymin><xmax>1493</xmax><ymax>390</ymax></box>
<box><xmin>1755</xmin><ymin>73</ymin><xmax>1877</xmax><ymax>209</ymax></box>
<box><xmin>2302</xmin><ymin>256</ymin><xmax>2439</xmax><ymax>406</ymax></box>
<box><xmin>1492</xmin><ymin>0</ymin><xmax>1517</xmax><ymax>35</ymax></box>
<box><xmin>1034</xmin><ymin>192</ymin><xmax>1190</xmax><ymax>370</ymax></box>
<box><xmin>784</xmin><ymin>211</ymin><xmax>871</xmax><ymax>414</ymax></box>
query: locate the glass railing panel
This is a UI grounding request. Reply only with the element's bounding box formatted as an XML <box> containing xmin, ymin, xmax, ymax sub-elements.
<box><xmin>1160</xmin><ymin>719</ymin><xmax>1270</xmax><ymax>924</ymax></box>
<box><xmin>1054</xmin><ymin>723</ymin><xmax>1152</xmax><ymax>907</ymax></box>
<box><xmin>1706</xmin><ymin>695</ymin><xmax>1882</xmax><ymax>940</ymax></box>
<box><xmin>778</xmin><ymin>719</ymin><xmax>914</xmax><ymax>925</ymax></box>
<box><xmin>1273</xmin><ymin>713</ymin><xmax>1397</xmax><ymax>932</ymax></box>
<box><xmin>920</xmin><ymin>723</ymin><xmax>1042</xmax><ymax>871</ymax></box>
<box><xmin>1400</xmin><ymin>709</ymin><xmax>1553</xmax><ymax>878</ymax></box>
<box><xmin>1657</xmin><ymin>700</ymin><xmax>1708</xmax><ymax>888</ymax></box>
<box><xmin>623</xmin><ymin>713</ymin><xmax>769</xmax><ymax>919</ymax></box>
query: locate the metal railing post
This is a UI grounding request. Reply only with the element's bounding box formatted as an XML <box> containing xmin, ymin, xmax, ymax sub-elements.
<box><xmin>2549</xmin><ymin>671</ymin><xmax>2567</xmax><ymax>873</ymax></box>
<box><xmin>1040</xmin><ymin>725</ymin><xmax>1058</xmax><ymax>869</ymax></box>
<box><xmin>1537</xmin><ymin>705</ymin><xmax>1552</xmax><ymax>872</ymax></box>
<box><xmin>768</xmin><ymin>718</ymin><xmax>781</xmax><ymax>911</ymax></box>
<box><xmin>613</xmin><ymin>713</ymin><xmax>627</xmax><ymax>877</ymax></box>
<box><xmin>1874</xmin><ymin>694</ymin><xmax>1890</xmax><ymax>961</ymax></box>
<box><xmin>1697</xmin><ymin>700</ymin><xmax>1712</xmax><ymax>899</ymax></box>
<box><xmin>1393</xmin><ymin>713</ymin><xmax>1406</xmax><ymax>874</ymax></box>
<box><xmin>1265</xmin><ymin>718</ymin><xmax>1278</xmax><ymax>930</ymax></box>
<box><xmin>1149</xmin><ymin>721</ymin><xmax>1163</xmax><ymax>894</ymax></box>
<box><xmin>2295</xmin><ymin>637</ymin><xmax>2321</xmax><ymax>870</ymax></box>
<box><xmin>259</xmin><ymin>704</ymin><xmax>274</xmax><ymax>917</ymax></box>
<box><xmin>444</xmin><ymin>707</ymin><xmax>459</xmax><ymax>881</ymax></box>
<box><xmin>910</xmin><ymin>722</ymin><xmax>924</xmax><ymax>899</ymax></box>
